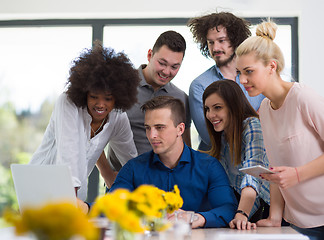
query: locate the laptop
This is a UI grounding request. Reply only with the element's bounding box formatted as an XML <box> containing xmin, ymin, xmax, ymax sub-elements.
<box><xmin>11</xmin><ymin>164</ymin><xmax>77</xmax><ymax>212</ymax></box>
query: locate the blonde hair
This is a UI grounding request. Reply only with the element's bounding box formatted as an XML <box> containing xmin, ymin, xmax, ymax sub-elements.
<box><xmin>236</xmin><ymin>21</ymin><xmax>285</xmax><ymax>74</ymax></box>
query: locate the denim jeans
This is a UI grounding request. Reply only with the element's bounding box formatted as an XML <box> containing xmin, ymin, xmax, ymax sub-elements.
<box><xmin>291</xmin><ymin>224</ymin><xmax>324</xmax><ymax>240</ymax></box>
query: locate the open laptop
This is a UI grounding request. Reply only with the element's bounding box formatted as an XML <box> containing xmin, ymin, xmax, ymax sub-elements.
<box><xmin>11</xmin><ymin>164</ymin><xmax>77</xmax><ymax>212</ymax></box>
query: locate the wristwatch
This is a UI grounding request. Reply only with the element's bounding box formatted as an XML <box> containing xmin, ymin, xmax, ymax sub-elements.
<box><xmin>236</xmin><ymin>210</ymin><xmax>249</xmax><ymax>219</ymax></box>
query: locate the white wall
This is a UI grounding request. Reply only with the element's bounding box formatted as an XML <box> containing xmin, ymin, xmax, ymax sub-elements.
<box><xmin>300</xmin><ymin>0</ymin><xmax>324</xmax><ymax>95</ymax></box>
<box><xmin>1</xmin><ymin>0</ymin><xmax>324</xmax><ymax>95</ymax></box>
<box><xmin>0</xmin><ymin>0</ymin><xmax>301</xmax><ymax>19</ymax></box>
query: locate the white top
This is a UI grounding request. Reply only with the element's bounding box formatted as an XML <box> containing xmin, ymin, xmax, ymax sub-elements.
<box><xmin>259</xmin><ymin>83</ymin><xmax>324</xmax><ymax>228</ymax></box>
<box><xmin>29</xmin><ymin>93</ymin><xmax>137</xmax><ymax>200</ymax></box>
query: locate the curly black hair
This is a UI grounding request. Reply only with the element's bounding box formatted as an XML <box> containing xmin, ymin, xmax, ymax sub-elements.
<box><xmin>187</xmin><ymin>12</ymin><xmax>251</xmax><ymax>58</ymax></box>
<box><xmin>66</xmin><ymin>41</ymin><xmax>140</xmax><ymax>111</ymax></box>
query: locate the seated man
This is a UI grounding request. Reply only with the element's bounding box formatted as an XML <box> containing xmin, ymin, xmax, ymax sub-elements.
<box><xmin>110</xmin><ymin>96</ymin><xmax>237</xmax><ymax>228</ymax></box>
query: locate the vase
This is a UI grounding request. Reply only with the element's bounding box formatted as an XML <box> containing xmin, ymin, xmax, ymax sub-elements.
<box><xmin>143</xmin><ymin>229</ymin><xmax>160</xmax><ymax>240</ymax></box>
<box><xmin>142</xmin><ymin>215</ymin><xmax>170</xmax><ymax>240</ymax></box>
<box><xmin>89</xmin><ymin>217</ymin><xmax>111</xmax><ymax>240</ymax></box>
<box><xmin>113</xmin><ymin>223</ymin><xmax>135</xmax><ymax>240</ymax></box>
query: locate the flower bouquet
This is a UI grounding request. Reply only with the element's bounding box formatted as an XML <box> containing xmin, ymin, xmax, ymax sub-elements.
<box><xmin>89</xmin><ymin>185</ymin><xmax>183</xmax><ymax>240</ymax></box>
<box><xmin>4</xmin><ymin>202</ymin><xmax>98</xmax><ymax>240</ymax></box>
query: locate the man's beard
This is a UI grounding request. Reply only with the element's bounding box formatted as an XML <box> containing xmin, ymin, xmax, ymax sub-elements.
<box><xmin>214</xmin><ymin>52</ymin><xmax>235</xmax><ymax>67</ymax></box>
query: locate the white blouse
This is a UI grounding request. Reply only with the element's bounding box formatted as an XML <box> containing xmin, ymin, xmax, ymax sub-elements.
<box><xmin>29</xmin><ymin>93</ymin><xmax>137</xmax><ymax>200</ymax></box>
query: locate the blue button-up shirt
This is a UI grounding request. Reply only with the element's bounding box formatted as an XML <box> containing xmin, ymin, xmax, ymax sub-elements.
<box><xmin>110</xmin><ymin>144</ymin><xmax>237</xmax><ymax>228</ymax></box>
<box><xmin>189</xmin><ymin>65</ymin><xmax>265</xmax><ymax>150</ymax></box>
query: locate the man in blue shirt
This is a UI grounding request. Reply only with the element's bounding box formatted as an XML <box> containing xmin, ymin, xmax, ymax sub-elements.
<box><xmin>187</xmin><ymin>12</ymin><xmax>265</xmax><ymax>150</ymax></box>
<box><xmin>110</xmin><ymin>96</ymin><xmax>237</xmax><ymax>228</ymax></box>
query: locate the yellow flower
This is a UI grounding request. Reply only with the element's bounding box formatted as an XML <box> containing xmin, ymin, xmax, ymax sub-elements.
<box><xmin>4</xmin><ymin>202</ymin><xmax>98</xmax><ymax>240</ymax></box>
<box><xmin>90</xmin><ymin>188</ymin><xmax>130</xmax><ymax>221</ymax></box>
<box><xmin>118</xmin><ymin>212</ymin><xmax>145</xmax><ymax>233</ymax></box>
<box><xmin>131</xmin><ymin>185</ymin><xmax>167</xmax><ymax>217</ymax></box>
<box><xmin>164</xmin><ymin>185</ymin><xmax>183</xmax><ymax>213</ymax></box>
<box><xmin>90</xmin><ymin>185</ymin><xmax>184</xmax><ymax>234</ymax></box>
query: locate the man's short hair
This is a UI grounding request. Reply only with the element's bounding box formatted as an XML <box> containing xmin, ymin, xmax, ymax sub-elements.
<box><xmin>152</xmin><ymin>30</ymin><xmax>186</xmax><ymax>56</ymax></box>
<box><xmin>141</xmin><ymin>96</ymin><xmax>185</xmax><ymax>126</ymax></box>
<box><xmin>187</xmin><ymin>11</ymin><xmax>251</xmax><ymax>58</ymax></box>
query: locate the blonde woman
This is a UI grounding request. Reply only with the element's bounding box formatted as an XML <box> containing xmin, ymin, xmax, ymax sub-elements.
<box><xmin>236</xmin><ymin>21</ymin><xmax>324</xmax><ymax>240</ymax></box>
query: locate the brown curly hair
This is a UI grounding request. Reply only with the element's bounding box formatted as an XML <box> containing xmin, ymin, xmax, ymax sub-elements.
<box><xmin>187</xmin><ymin>12</ymin><xmax>251</xmax><ymax>58</ymax></box>
<box><xmin>66</xmin><ymin>41</ymin><xmax>140</xmax><ymax>111</ymax></box>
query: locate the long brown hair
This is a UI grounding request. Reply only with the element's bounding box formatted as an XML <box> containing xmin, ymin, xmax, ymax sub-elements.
<box><xmin>203</xmin><ymin>80</ymin><xmax>258</xmax><ymax>165</ymax></box>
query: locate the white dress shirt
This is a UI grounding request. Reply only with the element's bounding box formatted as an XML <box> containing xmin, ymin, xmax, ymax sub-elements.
<box><xmin>29</xmin><ymin>93</ymin><xmax>137</xmax><ymax>200</ymax></box>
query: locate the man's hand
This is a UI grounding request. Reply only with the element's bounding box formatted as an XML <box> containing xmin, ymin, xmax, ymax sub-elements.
<box><xmin>191</xmin><ymin>213</ymin><xmax>205</xmax><ymax>228</ymax></box>
<box><xmin>167</xmin><ymin>209</ymin><xmax>205</xmax><ymax>229</ymax></box>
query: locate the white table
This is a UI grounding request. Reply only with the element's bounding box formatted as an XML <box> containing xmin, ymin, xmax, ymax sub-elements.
<box><xmin>0</xmin><ymin>226</ymin><xmax>309</xmax><ymax>240</ymax></box>
<box><xmin>189</xmin><ymin>227</ymin><xmax>309</xmax><ymax>239</ymax></box>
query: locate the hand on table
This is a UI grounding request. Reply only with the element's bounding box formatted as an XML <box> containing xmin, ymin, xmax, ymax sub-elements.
<box><xmin>260</xmin><ymin>166</ymin><xmax>299</xmax><ymax>189</ymax></box>
<box><xmin>191</xmin><ymin>213</ymin><xmax>205</xmax><ymax>228</ymax></box>
<box><xmin>229</xmin><ymin>213</ymin><xmax>256</xmax><ymax>230</ymax></box>
<box><xmin>167</xmin><ymin>209</ymin><xmax>205</xmax><ymax>229</ymax></box>
<box><xmin>256</xmin><ymin>217</ymin><xmax>282</xmax><ymax>227</ymax></box>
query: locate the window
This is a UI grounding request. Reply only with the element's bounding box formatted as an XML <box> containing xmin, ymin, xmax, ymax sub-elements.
<box><xmin>0</xmin><ymin>17</ymin><xmax>298</xmax><ymax>207</ymax></box>
<box><xmin>103</xmin><ymin>25</ymin><xmax>214</xmax><ymax>95</ymax></box>
<box><xmin>0</xmin><ymin>26</ymin><xmax>92</xmax><ymax>112</ymax></box>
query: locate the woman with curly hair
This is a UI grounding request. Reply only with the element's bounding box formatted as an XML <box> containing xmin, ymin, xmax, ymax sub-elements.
<box><xmin>29</xmin><ymin>42</ymin><xmax>140</xmax><ymax>201</ymax></box>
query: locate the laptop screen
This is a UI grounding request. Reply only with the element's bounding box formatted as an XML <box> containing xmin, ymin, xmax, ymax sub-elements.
<box><xmin>11</xmin><ymin>164</ymin><xmax>76</xmax><ymax>212</ymax></box>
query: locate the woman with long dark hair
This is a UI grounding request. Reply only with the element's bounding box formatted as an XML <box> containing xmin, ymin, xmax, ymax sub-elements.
<box><xmin>203</xmin><ymin>80</ymin><xmax>269</xmax><ymax>230</ymax></box>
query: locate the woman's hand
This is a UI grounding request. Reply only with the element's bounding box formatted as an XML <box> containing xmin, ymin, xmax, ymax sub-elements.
<box><xmin>260</xmin><ymin>166</ymin><xmax>299</xmax><ymax>189</ymax></box>
<box><xmin>76</xmin><ymin>198</ymin><xmax>89</xmax><ymax>214</ymax></box>
<box><xmin>229</xmin><ymin>213</ymin><xmax>256</xmax><ymax>230</ymax></box>
<box><xmin>256</xmin><ymin>217</ymin><xmax>281</xmax><ymax>227</ymax></box>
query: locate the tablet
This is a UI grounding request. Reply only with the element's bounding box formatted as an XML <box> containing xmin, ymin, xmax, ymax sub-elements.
<box><xmin>239</xmin><ymin>165</ymin><xmax>274</xmax><ymax>179</ymax></box>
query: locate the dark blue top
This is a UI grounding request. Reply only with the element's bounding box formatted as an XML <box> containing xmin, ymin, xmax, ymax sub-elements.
<box><xmin>110</xmin><ymin>144</ymin><xmax>237</xmax><ymax>228</ymax></box>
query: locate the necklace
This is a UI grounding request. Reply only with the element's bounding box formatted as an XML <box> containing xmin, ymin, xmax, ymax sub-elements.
<box><xmin>91</xmin><ymin>116</ymin><xmax>106</xmax><ymax>137</ymax></box>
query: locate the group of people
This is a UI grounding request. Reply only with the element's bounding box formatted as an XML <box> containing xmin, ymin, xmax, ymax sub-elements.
<box><xmin>29</xmin><ymin>11</ymin><xmax>324</xmax><ymax>240</ymax></box>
